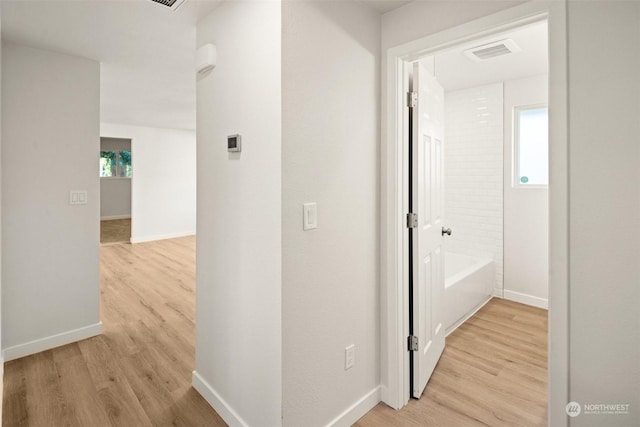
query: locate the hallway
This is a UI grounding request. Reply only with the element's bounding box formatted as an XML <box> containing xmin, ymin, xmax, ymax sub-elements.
<box><xmin>2</xmin><ymin>237</ymin><xmax>225</xmax><ymax>426</ymax></box>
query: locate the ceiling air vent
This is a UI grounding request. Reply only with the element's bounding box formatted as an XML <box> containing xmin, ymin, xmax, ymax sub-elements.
<box><xmin>149</xmin><ymin>0</ymin><xmax>186</xmax><ymax>11</ymax></box>
<box><xmin>463</xmin><ymin>39</ymin><xmax>521</xmax><ymax>62</ymax></box>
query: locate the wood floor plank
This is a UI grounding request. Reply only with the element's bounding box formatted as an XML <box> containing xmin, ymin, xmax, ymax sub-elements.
<box><xmin>3</xmin><ymin>236</ymin><xmax>226</xmax><ymax>426</ymax></box>
<box><xmin>100</xmin><ymin>219</ymin><xmax>131</xmax><ymax>245</ymax></box>
<box><xmin>2</xmin><ymin>360</ymin><xmax>29</xmax><ymax>427</ymax></box>
<box><xmin>4</xmin><ymin>236</ymin><xmax>547</xmax><ymax>426</ymax></box>
<box><xmin>356</xmin><ymin>298</ymin><xmax>548</xmax><ymax>426</ymax></box>
<box><xmin>22</xmin><ymin>352</ymin><xmax>82</xmax><ymax>427</ymax></box>
<box><xmin>54</xmin><ymin>350</ymin><xmax>112</xmax><ymax>427</ymax></box>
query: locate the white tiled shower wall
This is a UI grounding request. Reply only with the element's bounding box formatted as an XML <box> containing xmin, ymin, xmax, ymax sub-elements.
<box><xmin>444</xmin><ymin>83</ymin><xmax>504</xmax><ymax>294</ymax></box>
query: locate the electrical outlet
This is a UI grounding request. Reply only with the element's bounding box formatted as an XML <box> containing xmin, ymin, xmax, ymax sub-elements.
<box><xmin>345</xmin><ymin>344</ymin><xmax>355</xmax><ymax>370</ymax></box>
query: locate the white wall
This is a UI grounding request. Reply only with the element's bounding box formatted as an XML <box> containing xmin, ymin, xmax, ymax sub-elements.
<box><xmin>100</xmin><ymin>179</ymin><xmax>131</xmax><ymax>219</ymax></box>
<box><xmin>503</xmin><ymin>74</ymin><xmax>548</xmax><ymax>308</ymax></box>
<box><xmin>381</xmin><ymin>0</ymin><xmax>525</xmax><ymax>51</ymax></box>
<box><xmin>100</xmin><ymin>123</ymin><xmax>195</xmax><ymax>242</ymax></box>
<box><xmin>100</xmin><ymin>137</ymin><xmax>131</xmax><ymax>220</ymax></box>
<box><xmin>282</xmin><ymin>1</ymin><xmax>380</xmax><ymax>426</ymax></box>
<box><xmin>568</xmin><ymin>2</ymin><xmax>640</xmax><ymax>425</ymax></box>
<box><xmin>194</xmin><ymin>2</ymin><xmax>282</xmax><ymax>426</ymax></box>
<box><xmin>443</xmin><ymin>75</ymin><xmax>549</xmax><ymax>308</ymax></box>
<box><xmin>444</xmin><ymin>83</ymin><xmax>504</xmax><ymax>294</ymax></box>
<box><xmin>2</xmin><ymin>43</ymin><xmax>100</xmax><ymax>360</ymax></box>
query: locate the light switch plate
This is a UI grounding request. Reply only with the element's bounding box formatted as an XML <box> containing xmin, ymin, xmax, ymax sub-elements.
<box><xmin>345</xmin><ymin>344</ymin><xmax>355</xmax><ymax>370</ymax></box>
<box><xmin>303</xmin><ymin>203</ymin><xmax>317</xmax><ymax>230</ymax></box>
<box><xmin>69</xmin><ymin>190</ymin><xmax>88</xmax><ymax>205</ymax></box>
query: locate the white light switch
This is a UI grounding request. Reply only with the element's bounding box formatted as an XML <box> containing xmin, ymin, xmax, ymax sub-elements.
<box><xmin>345</xmin><ymin>344</ymin><xmax>355</xmax><ymax>370</ymax></box>
<box><xmin>303</xmin><ymin>202</ymin><xmax>317</xmax><ymax>230</ymax></box>
<box><xmin>69</xmin><ymin>190</ymin><xmax>88</xmax><ymax>205</ymax></box>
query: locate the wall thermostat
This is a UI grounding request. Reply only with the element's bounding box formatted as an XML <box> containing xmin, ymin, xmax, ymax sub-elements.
<box><xmin>196</xmin><ymin>43</ymin><xmax>216</xmax><ymax>74</ymax></box>
<box><xmin>227</xmin><ymin>134</ymin><xmax>242</xmax><ymax>152</ymax></box>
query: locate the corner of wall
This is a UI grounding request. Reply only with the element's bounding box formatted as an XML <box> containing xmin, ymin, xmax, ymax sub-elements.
<box><xmin>192</xmin><ymin>371</ymin><xmax>250</xmax><ymax>427</ymax></box>
<box><xmin>325</xmin><ymin>386</ymin><xmax>381</xmax><ymax>427</ymax></box>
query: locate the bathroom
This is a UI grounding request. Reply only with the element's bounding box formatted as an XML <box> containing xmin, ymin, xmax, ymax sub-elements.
<box><xmin>424</xmin><ymin>20</ymin><xmax>550</xmax><ymax>333</ymax></box>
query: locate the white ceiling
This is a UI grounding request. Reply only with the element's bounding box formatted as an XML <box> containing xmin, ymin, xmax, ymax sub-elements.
<box><xmin>359</xmin><ymin>0</ymin><xmax>412</xmax><ymax>14</ymax></box>
<box><xmin>430</xmin><ymin>21</ymin><xmax>548</xmax><ymax>92</ymax></box>
<box><xmin>2</xmin><ymin>0</ymin><xmax>222</xmax><ymax>131</ymax></box>
<box><xmin>0</xmin><ymin>0</ymin><xmax>423</xmax><ymax>132</ymax></box>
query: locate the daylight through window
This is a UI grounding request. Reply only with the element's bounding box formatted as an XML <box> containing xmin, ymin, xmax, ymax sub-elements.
<box><xmin>100</xmin><ymin>150</ymin><xmax>132</xmax><ymax>178</ymax></box>
<box><xmin>514</xmin><ymin>105</ymin><xmax>548</xmax><ymax>186</ymax></box>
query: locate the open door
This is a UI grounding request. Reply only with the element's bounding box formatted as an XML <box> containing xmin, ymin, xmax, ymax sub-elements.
<box><xmin>409</xmin><ymin>61</ymin><xmax>446</xmax><ymax>398</ymax></box>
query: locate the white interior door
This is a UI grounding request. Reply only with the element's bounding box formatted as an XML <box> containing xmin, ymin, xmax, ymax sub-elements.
<box><xmin>410</xmin><ymin>61</ymin><xmax>446</xmax><ymax>398</ymax></box>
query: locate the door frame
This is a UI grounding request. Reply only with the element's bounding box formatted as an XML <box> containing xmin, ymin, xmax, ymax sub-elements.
<box><xmin>380</xmin><ymin>2</ymin><xmax>569</xmax><ymax>426</ymax></box>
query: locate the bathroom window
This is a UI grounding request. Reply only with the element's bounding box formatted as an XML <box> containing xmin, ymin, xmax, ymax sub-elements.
<box><xmin>514</xmin><ymin>105</ymin><xmax>548</xmax><ymax>187</ymax></box>
<box><xmin>100</xmin><ymin>150</ymin><xmax>132</xmax><ymax>178</ymax></box>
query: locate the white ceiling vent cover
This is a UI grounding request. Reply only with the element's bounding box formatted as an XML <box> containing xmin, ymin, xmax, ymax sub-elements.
<box><xmin>463</xmin><ymin>39</ymin><xmax>522</xmax><ymax>62</ymax></box>
<box><xmin>149</xmin><ymin>0</ymin><xmax>186</xmax><ymax>11</ymax></box>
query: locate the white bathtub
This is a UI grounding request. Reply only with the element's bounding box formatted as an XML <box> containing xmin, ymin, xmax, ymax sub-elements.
<box><xmin>444</xmin><ymin>252</ymin><xmax>494</xmax><ymax>334</ymax></box>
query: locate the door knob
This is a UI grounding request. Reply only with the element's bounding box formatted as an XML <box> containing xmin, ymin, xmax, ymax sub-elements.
<box><xmin>442</xmin><ymin>227</ymin><xmax>452</xmax><ymax>236</ymax></box>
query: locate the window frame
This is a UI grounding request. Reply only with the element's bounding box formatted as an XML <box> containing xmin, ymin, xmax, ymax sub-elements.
<box><xmin>513</xmin><ymin>103</ymin><xmax>549</xmax><ymax>189</ymax></box>
<box><xmin>100</xmin><ymin>150</ymin><xmax>132</xmax><ymax>179</ymax></box>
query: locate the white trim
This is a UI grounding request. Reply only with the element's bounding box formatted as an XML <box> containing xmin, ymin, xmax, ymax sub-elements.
<box><xmin>546</xmin><ymin>3</ymin><xmax>569</xmax><ymax>425</ymax></box>
<box><xmin>192</xmin><ymin>370</ymin><xmax>249</xmax><ymax>427</ymax></box>
<box><xmin>326</xmin><ymin>386</ymin><xmax>381</xmax><ymax>427</ymax></box>
<box><xmin>503</xmin><ymin>290</ymin><xmax>549</xmax><ymax>310</ymax></box>
<box><xmin>130</xmin><ymin>231</ymin><xmax>195</xmax><ymax>244</ymax></box>
<box><xmin>2</xmin><ymin>322</ymin><xmax>102</xmax><ymax>362</ymax></box>
<box><xmin>381</xmin><ymin>2</ymin><xmax>568</xmax><ymax>424</ymax></box>
<box><xmin>100</xmin><ymin>214</ymin><xmax>131</xmax><ymax>221</ymax></box>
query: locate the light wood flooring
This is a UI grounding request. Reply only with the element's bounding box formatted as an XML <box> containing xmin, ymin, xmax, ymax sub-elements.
<box><xmin>356</xmin><ymin>298</ymin><xmax>548</xmax><ymax>426</ymax></box>
<box><xmin>100</xmin><ymin>219</ymin><xmax>131</xmax><ymax>244</ymax></box>
<box><xmin>2</xmin><ymin>236</ymin><xmax>226</xmax><ymax>426</ymax></box>
<box><xmin>2</xmin><ymin>235</ymin><xmax>547</xmax><ymax>426</ymax></box>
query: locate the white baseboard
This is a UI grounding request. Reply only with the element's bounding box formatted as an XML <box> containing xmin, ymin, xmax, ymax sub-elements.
<box><xmin>130</xmin><ymin>231</ymin><xmax>195</xmax><ymax>244</ymax></box>
<box><xmin>100</xmin><ymin>214</ymin><xmax>131</xmax><ymax>221</ymax></box>
<box><xmin>192</xmin><ymin>370</ymin><xmax>249</xmax><ymax>427</ymax></box>
<box><xmin>326</xmin><ymin>386</ymin><xmax>381</xmax><ymax>427</ymax></box>
<box><xmin>3</xmin><ymin>322</ymin><xmax>102</xmax><ymax>362</ymax></box>
<box><xmin>503</xmin><ymin>290</ymin><xmax>548</xmax><ymax>309</ymax></box>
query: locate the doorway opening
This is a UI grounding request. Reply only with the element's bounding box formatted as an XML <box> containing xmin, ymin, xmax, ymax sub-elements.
<box><xmin>407</xmin><ymin>18</ymin><xmax>549</xmax><ymax>400</ymax></box>
<box><xmin>381</xmin><ymin>2</ymin><xmax>568</xmax><ymax>424</ymax></box>
<box><xmin>99</xmin><ymin>136</ymin><xmax>132</xmax><ymax>245</ymax></box>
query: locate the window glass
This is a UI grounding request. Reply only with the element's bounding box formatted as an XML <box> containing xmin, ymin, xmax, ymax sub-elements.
<box><xmin>516</xmin><ymin>106</ymin><xmax>548</xmax><ymax>186</ymax></box>
<box><xmin>100</xmin><ymin>151</ymin><xmax>116</xmax><ymax>177</ymax></box>
<box><xmin>119</xmin><ymin>151</ymin><xmax>132</xmax><ymax>177</ymax></box>
<box><xmin>100</xmin><ymin>150</ymin><xmax>132</xmax><ymax>178</ymax></box>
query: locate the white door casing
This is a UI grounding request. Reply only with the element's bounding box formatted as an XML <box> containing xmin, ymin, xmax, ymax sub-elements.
<box><xmin>410</xmin><ymin>61</ymin><xmax>446</xmax><ymax>398</ymax></box>
<box><xmin>381</xmin><ymin>3</ymin><xmax>567</xmax><ymax>423</ymax></box>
